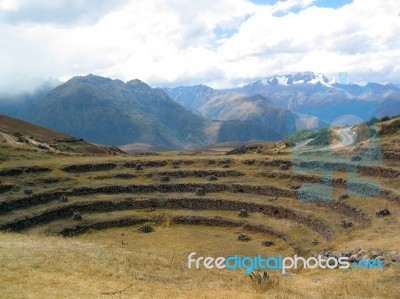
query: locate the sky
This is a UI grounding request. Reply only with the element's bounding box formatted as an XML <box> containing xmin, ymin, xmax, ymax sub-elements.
<box><xmin>0</xmin><ymin>0</ymin><xmax>399</xmax><ymax>93</ymax></box>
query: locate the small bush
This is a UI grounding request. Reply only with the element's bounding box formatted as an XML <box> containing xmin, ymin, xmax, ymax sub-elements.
<box><xmin>249</xmin><ymin>270</ymin><xmax>270</xmax><ymax>285</ymax></box>
<box><xmin>24</xmin><ymin>188</ymin><xmax>33</xmax><ymax>195</ymax></box>
<box><xmin>341</xmin><ymin>220</ymin><xmax>352</xmax><ymax>228</ymax></box>
<box><xmin>138</xmin><ymin>223</ymin><xmax>154</xmax><ymax>233</ymax></box>
<box><xmin>238</xmin><ymin>209</ymin><xmax>249</xmax><ymax>217</ymax></box>
<box><xmin>261</xmin><ymin>240</ymin><xmax>274</xmax><ymax>247</ymax></box>
<box><xmin>237</xmin><ymin>233</ymin><xmax>251</xmax><ymax>241</ymax></box>
<box><xmin>195</xmin><ymin>187</ymin><xmax>206</xmax><ymax>196</ymax></box>
<box><xmin>208</xmin><ymin>175</ymin><xmax>218</xmax><ymax>181</ymax></box>
<box><xmin>376</xmin><ymin>209</ymin><xmax>390</xmax><ymax>217</ymax></box>
<box><xmin>59</xmin><ymin>195</ymin><xmax>68</xmax><ymax>202</ymax></box>
<box><xmin>248</xmin><ymin>270</ymin><xmax>279</xmax><ymax>292</ymax></box>
<box><xmin>72</xmin><ymin>211</ymin><xmax>82</xmax><ymax>221</ymax></box>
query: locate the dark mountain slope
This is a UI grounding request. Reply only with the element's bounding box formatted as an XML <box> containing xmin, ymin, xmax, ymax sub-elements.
<box><xmin>23</xmin><ymin>75</ymin><xmax>206</xmax><ymax>148</ymax></box>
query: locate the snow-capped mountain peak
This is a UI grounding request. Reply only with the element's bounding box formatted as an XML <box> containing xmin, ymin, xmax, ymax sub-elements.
<box><xmin>308</xmin><ymin>72</ymin><xmax>336</xmax><ymax>86</ymax></box>
<box><xmin>260</xmin><ymin>72</ymin><xmax>335</xmax><ymax>87</ymax></box>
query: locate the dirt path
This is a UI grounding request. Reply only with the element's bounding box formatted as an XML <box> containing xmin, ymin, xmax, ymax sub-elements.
<box><xmin>0</xmin><ymin>132</ymin><xmax>17</xmax><ymax>145</ymax></box>
<box><xmin>291</xmin><ymin>127</ymin><xmax>357</xmax><ymax>154</ymax></box>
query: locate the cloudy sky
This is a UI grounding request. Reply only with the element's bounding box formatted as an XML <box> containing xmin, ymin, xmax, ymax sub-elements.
<box><xmin>0</xmin><ymin>0</ymin><xmax>399</xmax><ymax>92</ymax></box>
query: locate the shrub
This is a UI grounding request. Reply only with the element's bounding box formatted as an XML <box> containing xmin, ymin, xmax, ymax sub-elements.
<box><xmin>24</xmin><ymin>188</ymin><xmax>33</xmax><ymax>195</ymax></box>
<box><xmin>249</xmin><ymin>270</ymin><xmax>279</xmax><ymax>292</ymax></box>
<box><xmin>59</xmin><ymin>195</ymin><xmax>68</xmax><ymax>202</ymax></box>
<box><xmin>341</xmin><ymin>220</ymin><xmax>352</xmax><ymax>228</ymax></box>
<box><xmin>238</xmin><ymin>209</ymin><xmax>249</xmax><ymax>217</ymax></box>
<box><xmin>237</xmin><ymin>233</ymin><xmax>251</xmax><ymax>241</ymax></box>
<box><xmin>195</xmin><ymin>187</ymin><xmax>206</xmax><ymax>196</ymax></box>
<box><xmin>72</xmin><ymin>211</ymin><xmax>82</xmax><ymax>221</ymax></box>
<box><xmin>208</xmin><ymin>175</ymin><xmax>218</xmax><ymax>181</ymax></box>
<box><xmin>376</xmin><ymin>209</ymin><xmax>390</xmax><ymax>217</ymax></box>
<box><xmin>138</xmin><ymin>223</ymin><xmax>154</xmax><ymax>233</ymax></box>
<box><xmin>249</xmin><ymin>270</ymin><xmax>270</xmax><ymax>285</ymax></box>
<box><xmin>261</xmin><ymin>240</ymin><xmax>274</xmax><ymax>247</ymax></box>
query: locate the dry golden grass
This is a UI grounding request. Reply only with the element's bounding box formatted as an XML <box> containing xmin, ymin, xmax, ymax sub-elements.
<box><xmin>1</xmin><ymin>227</ymin><xmax>399</xmax><ymax>299</ymax></box>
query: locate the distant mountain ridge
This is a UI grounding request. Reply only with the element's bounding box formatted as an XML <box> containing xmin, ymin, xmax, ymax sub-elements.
<box><xmin>163</xmin><ymin>84</ymin><xmax>324</xmax><ymax>140</ymax></box>
<box><xmin>165</xmin><ymin>71</ymin><xmax>400</xmax><ymax>126</ymax></box>
<box><xmin>233</xmin><ymin>71</ymin><xmax>400</xmax><ymax>122</ymax></box>
<box><xmin>1</xmin><ymin>74</ymin><xmax>308</xmax><ymax>150</ymax></box>
<box><xmin>1</xmin><ymin>72</ymin><xmax>398</xmax><ymax>150</ymax></box>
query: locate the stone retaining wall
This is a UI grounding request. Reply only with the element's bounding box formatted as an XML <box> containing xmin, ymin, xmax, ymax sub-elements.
<box><xmin>147</xmin><ymin>170</ymin><xmax>244</xmax><ymax>178</ymax></box>
<box><xmin>259</xmin><ymin>171</ymin><xmax>400</xmax><ymax>203</ymax></box>
<box><xmin>0</xmin><ymin>197</ymin><xmax>333</xmax><ymax>240</ymax></box>
<box><xmin>259</xmin><ymin>159</ymin><xmax>292</xmax><ymax>167</ymax></box>
<box><xmin>0</xmin><ymin>183</ymin><xmax>296</xmax><ymax>213</ymax></box>
<box><xmin>319</xmin><ymin>201</ymin><xmax>370</xmax><ymax>225</ymax></box>
<box><xmin>0</xmin><ymin>184</ymin><xmax>14</xmax><ymax>193</ymax></box>
<box><xmin>124</xmin><ymin>161</ymin><xmax>167</xmax><ymax>168</ymax></box>
<box><xmin>58</xmin><ymin>216</ymin><xmax>157</xmax><ymax>236</ymax></box>
<box><xmin>61</xmin><ymin>163</ymin><xmax>117</xmax><ymax>173</ymax></box>
<box><xmin>0</xmin><ymin>166</ymin><xmax>52</xmax><ymax>176</ymax></box>
<box><xmin>296</xmin><ymin>161</ymin><xmax>399</xmax><ymax>179</ymax></box>
<box><xmin>172</xmin><ymin>216</ymin><xmax>287</xmax><ymax>240</ymax></box>
<box><xmin>57</xmin><ymin>215</ymin><xmax>291</xmax><ymax>244</ymax></box>
<box><xmin>383</xmin><ymin>151</ymin><xmax>400</xmax><ymax>161</ymax></box>
<box><xmin>357</xmin><ymin>165</ymin><xmax>399</xmax><ymax>178</ymax></box>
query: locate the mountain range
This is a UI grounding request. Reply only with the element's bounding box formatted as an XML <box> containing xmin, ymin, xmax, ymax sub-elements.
<box><xmin>233</xmin><ymin>72</ymin><xmax>400</xmax><ymax>123</ymax></box>
<box><xmin>165</xmin><ymin>71</ymin><xmax>400</xmax><ymax>131</ymax></box>
<box><xmin>0</xmin><ymin>74</ymin><xmax>316</xmax><ymax>150</ymax></box>
<box><xmin>0</xmin><ymin>72</ymin><xmax>398</xmax><ymax>150</ymax></box>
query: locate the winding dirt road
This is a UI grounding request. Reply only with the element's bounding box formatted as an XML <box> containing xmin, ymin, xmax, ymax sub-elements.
<box><xmin>0</xmin><ymin>132</ymin><xmax>17</xmax><ymax>145</ymax></box>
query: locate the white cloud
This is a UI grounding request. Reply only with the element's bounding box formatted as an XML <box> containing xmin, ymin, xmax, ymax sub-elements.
<box><xmin>0</xmin><ymin>0</ymin><xmax>128</xmax><ymax>25</ymax></box>
<box><xmin>216</xmin><ymin>0</ymin><xmax>400</xmax><ymax>86</ymax></box>
<box><xmin>0</xmin><ymin>0</ymin><xmax>18</xmax><ymax>11</ymax></box>
<box><xmin>0</xmin><ymin>0</ymin><xmax>399</xmax><ymax>92</ymax></box>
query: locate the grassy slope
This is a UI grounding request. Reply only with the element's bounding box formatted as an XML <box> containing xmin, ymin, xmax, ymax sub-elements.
<box><xmin>0</xmin><ymin>115</ymin><xmax>121</xmax><ymax>155</ymax></box>
<box><xmin>0</xmin><ymin>114</ymin><xmax>71</xmax><ymax>141</ymax></box>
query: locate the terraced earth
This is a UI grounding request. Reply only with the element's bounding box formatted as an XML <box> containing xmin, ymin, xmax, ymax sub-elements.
<box><xmin>1</xmin><ymin>123</ymin><xmax>400</xmax><ymax>298</ymax></box>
